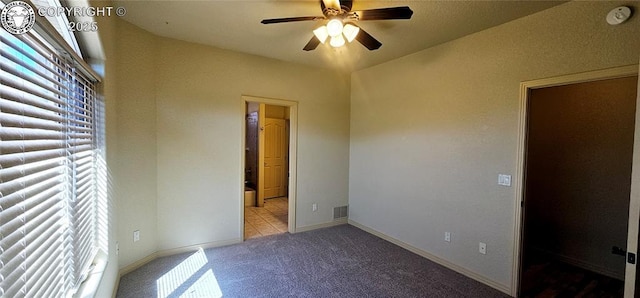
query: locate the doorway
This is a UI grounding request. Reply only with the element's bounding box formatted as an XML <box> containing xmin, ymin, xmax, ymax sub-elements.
<box><xmin>512</xmin><ymin>67</ymin><xmax>639</xmax><ymax>297</ymax></box>
<box><xmin>241</xmin><ymin>96</ymin><xmax>297</xmax><ymax>240</ymax></box>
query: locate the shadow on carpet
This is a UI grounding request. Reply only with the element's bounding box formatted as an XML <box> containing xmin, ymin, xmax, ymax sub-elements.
<box><xmin>116</xmin><ymin>224</ymin><xmax>508</xmax><ymax>297</ymax></box>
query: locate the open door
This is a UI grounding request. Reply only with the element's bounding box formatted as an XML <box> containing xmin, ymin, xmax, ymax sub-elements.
<box><xmin>626</xmin><ymin>62</ymin><xmax>640</xmax><ymax>298</ymax></box>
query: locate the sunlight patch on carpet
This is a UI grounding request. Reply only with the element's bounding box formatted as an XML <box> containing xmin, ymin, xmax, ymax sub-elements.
<box><xmin>181</xmin><ymin>269</ymin><xmax>222</xmax><ymax>297</ymax></box>
<box><xmin>156</xmin><ymin>248</ymin><xmax>222</xmax><ymax>297</ymax></box>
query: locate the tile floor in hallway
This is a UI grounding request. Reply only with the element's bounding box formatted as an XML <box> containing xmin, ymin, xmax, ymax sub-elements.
<box><xmin>244</xmin><ymin>197</ymin><xmax>288</xmax><ymax>239</ymax></box>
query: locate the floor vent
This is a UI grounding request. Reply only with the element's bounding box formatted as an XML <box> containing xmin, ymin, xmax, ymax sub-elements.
<box><xmin>333</xmin><ymin>205</ymin><xmax>348</xmax><ymax>220</ymax></box>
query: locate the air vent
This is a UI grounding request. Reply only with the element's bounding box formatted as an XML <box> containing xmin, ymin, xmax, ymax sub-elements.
<box><xmin>333</xmin><ymin>205</ymin><xmax>348</xmax><ymax>220</ymax></box>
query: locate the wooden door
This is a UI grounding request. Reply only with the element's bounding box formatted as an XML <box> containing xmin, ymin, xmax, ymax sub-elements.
<box><xmin>264</xmin><ymin>118</ymin><xmax>287</xmax><ymax>198</ymax></box>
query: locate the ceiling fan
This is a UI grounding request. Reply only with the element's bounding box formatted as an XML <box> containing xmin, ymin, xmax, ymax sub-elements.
<box><xmin>261</xmin><ymin>0</ymin><xmax>413</xmax><ymax>51</ymax></box>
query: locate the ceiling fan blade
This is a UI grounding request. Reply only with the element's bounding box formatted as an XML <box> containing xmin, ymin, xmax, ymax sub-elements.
<box><xmin>322</xmin><ymin>0</ymin><xmax>341</xmax><ymax>11</ymax></box>
<box><xmin>353</xmin><ymin>6</ymin><xmax>413</xmax><ymax>21</ymax></box>
<box><xmin>261</xmin><ymin>16</ymin><xmax>324</xmax><ymax>24</ymax></box>
<box><xmin>355</xmin><ymin>28</ymin><xmax>382</xmax><ymax>50</ymax></box>
<box><xmin>303</xmin><ymin>36</ymin><xmax>321</xmax><ymax>51</ymax></box>
<box><xmin>341</xmin><ymin>0</ymin><xmax>353</xmax><ymax>12</ymax></box>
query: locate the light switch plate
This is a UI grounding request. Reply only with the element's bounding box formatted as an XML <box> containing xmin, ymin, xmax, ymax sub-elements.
<box><xmin>498</xmin><ymin>174</ymin><xmax>511</xmax><ymax>187</ymax></box>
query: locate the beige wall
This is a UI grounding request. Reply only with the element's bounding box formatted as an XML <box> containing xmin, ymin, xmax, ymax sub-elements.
<box><xmin>349</xmin><ymin>1</ymin><xmax>640</xmax><ymax>291</ymax></box>
<box><xmin>114</xmin><ymin>20</ymin><xmax>159</xmax><ymax>268</ymax></box>
<box><xmin>154</xmin><ymin>36</ymin><xmax>350</xmax><ymax>250</ymax></box>
<box><xmin>112</xmin><ymin>18</ymin><xmax>350</xmax><ymax>265</ymax></box>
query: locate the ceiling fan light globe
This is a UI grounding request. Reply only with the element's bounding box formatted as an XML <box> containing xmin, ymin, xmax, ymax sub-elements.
<box><xmin>313</xmin><ymin>26</ymin><xmax>329</xmax><ymax>43</ymax></box>
<box><xmin>342</xmin><ymin>23</ymin><xmax>360</xmax><ymax>43</ymax></box>
<box><xmin>326</xmin><ymin>19</ymin><xmax>344</xmax><ymax>37</ymax></box>
<box><xmin>330</xmin><ymin>35</ymin><xmax>346</xmax><ymax>48</ymax></box>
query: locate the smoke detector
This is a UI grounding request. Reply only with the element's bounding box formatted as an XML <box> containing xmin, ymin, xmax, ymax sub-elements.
<box><xmin>606</xmin><ymin>6</ymin><xmax>632</xmax><ymax>25</ymax></box>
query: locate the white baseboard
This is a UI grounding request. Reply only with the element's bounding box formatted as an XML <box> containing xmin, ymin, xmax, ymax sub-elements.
<box><xmin>156</xmin><ymin>238</ymin><xmax>242</xmax><ymax>258</ymax></box>
<box><xmin>295</xmin><ymin>218</ymin><xmax>348</xmax><ymax>233</ymax></box>
<box><xmin>118</xmin><ymin>252</ymin><xmax>159</xmax><ymax>277</ymax></box>
<box><xmin>117</xmin><ymin>238</ymin><xmax>242</xmax><ymax>277</ymax></box>
<box><xmin>348</xmin><ymin>220</ymin><xmax>511</xmax><ymax>296</ymax></box>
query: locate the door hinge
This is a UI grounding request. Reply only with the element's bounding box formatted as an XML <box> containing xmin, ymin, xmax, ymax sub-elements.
<box><xmin>628</xmin><ymin>252</ymin><xmax>636</xmax><ymax>264</ymax></box>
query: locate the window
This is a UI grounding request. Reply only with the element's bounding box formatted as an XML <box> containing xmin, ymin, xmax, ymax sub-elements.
<box><xmin>30</xmin><ymin>0</ymin><xmax>82</xmax><ymax>57</ymax></box>
<box><xmin>0</xmin><ymin>3</ymin><xmax>105</xmax><ymax>297</ymax></box>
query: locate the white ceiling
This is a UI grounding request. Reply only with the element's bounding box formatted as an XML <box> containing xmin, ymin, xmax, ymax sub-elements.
<box><xmin>114</xmin><ymin>0</ymin><xmax>566</xmax><ymax>72</ymax></box>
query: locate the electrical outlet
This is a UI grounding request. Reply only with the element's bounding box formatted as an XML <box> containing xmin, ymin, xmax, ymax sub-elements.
<box><xmin>444</xmin><ymin>232</ymin><xmax>451</xmax><ymax>242</ymax></box>
<box><xmin>312</xmin><ymin>203</ymin><xmax>318</xmax><ymax>212</ymax></box>
<box><xmin>116</xmin><ymin>242</ymin><xmax>119</xmax><ymax>256</ymax></box>
<box><xmin>133</xmin><ymin>230</ymin><xmax>140</xmax><ymax>242</ymax></box>
<box><xmin>479</xmin><ymin>242</ymin><xmax>487</xmax><ymax>254</ymax></box>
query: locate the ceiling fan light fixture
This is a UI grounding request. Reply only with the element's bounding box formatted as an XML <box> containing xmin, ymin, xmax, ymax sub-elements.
<box><xmin>342</xmin><ymin>23</ymin><xmax>360</xmax><ymax>43</ymax></box>
<box><xmin>326</xmin><ymin>19</ymin><xmax>344</xmax><ymax>37</ymax></box>
<box><xmin>329</xmin><ymin>35</ymin><xmax>345</xmax><ymax>48</ymax></box>
<box><xmin>313</xmin><ymin>26</ymin><xmax>329</xmax><ymax>43</ymax></box>
<box><xmin>261</xmin><ymin>1</ymin><xmax>414</xmax><ymax>52</ymax></box>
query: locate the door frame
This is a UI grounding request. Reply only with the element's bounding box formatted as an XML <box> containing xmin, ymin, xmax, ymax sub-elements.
<box><xmin>241</xmin><ymin>95</ymin><xmax>298</xmax><ymax>237</ymax></box>
<box><xmin>511</xmin><ymin>64</ymin><xmax>639</xmax><ymax>297</ymax></box>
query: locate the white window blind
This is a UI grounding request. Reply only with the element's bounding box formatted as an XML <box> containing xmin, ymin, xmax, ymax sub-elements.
<box><xmin>0</xmin><ymin>8</ymin><xmax>104</xmax><ymax>297</ymax></box>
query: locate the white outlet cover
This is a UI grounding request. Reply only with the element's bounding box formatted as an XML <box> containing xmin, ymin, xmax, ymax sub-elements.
<box><xmin>444</xmin><ymin>232</ymin><xmax>451</xmax><ymax>242</ymax></box>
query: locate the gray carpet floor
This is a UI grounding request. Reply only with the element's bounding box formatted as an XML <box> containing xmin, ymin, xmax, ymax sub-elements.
<box><xmin>116</xmin><ymin>224</ymin><xmax>508</xmax><ymax>298</ymax></box>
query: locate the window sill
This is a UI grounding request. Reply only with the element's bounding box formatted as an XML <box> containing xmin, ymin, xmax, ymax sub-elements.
<box><xmin>73</xmin><ymin>250</ymin><xmax>108</xmax><ymax>298</ymax></box>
